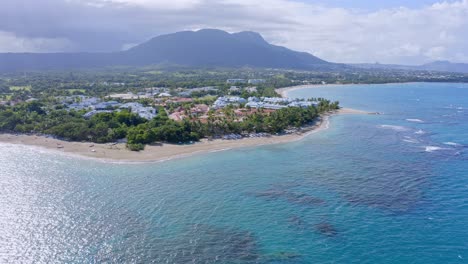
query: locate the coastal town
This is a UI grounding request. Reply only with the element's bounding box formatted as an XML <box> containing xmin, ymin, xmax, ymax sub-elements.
<box><xmin>2</xmin><ymin>3</ymin><xmax>468</xmax><ymax>263</ymax></box>
<box><xmin>0</xmin><ymin>75</ymin><xmax>341</xmax><ymax>151</ymax></box>
<box><xmin>55</xmin><ymin>82</ymin><xmax>319</xmax><ymax>123</ymax></box>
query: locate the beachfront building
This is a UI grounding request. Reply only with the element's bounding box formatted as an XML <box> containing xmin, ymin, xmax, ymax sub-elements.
<box><xmin>248</xmin><ymin>79</ymin><xmax>266</xmax><ymax>84</ymax></box>
<box><xmin>94</xmin><ymin>101</ymin><xmax>121</xmax><ymax>110</ymax></box>
<box><xmin>262</xmin><ymin>97</ymin><xmax>294</xmax><ymax>104</ymax></box>
<box><xmin>287</xmin><ymin>101</ymin><xmax>317</xmax><ymax>108</ymax></box>
<box><xmin>245</xmin><ymin>101</ymin><xmax>287</xmax><ymax>110</ymax></box>
<box><xmin>212</xmin><ymin>96</ymin><xmax>247</xmax><ymax>109</ymax></box>
<box><xmin>245</xmin><ymin>97</ymin><xmax>318</xmax><ymax>110</ymax></box>
<box><xmin>120</xmin><ymin>102</ymin><xmax>158</xmax><ymax>120</ymax></box>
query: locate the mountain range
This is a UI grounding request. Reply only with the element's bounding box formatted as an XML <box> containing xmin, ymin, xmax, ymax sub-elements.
<box><xmin>352</xmin><ymin>61</ymin><xmax>468</xmax><ymax>74</ymax></box>
<box><xmin>0</xmin><ymin>29</ymin><xmax>344</xmax><ymax>72</ymax></box>
<box><xmin>1</xmin><ymin>29</ymin><xmax>467</xmax><ymax>74</ymax></box>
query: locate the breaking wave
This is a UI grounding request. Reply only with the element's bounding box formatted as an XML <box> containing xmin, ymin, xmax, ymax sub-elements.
<box><xmin>406</xmin><ymin>118</ymin><xmax>424</xmax><ymax>123</ymax></box>
<box><xmin>378</xmin><ymin>125</ymin><xmax>410</xmax><ymax>132</ymax></box>
<box><xmin>414</xmin><ymin>130</ymin><xmax>426</xmax><ymax>135</ymax></box>
<box><xmin>443</xmin><ymin>142</ymin><xmax>463</xmax><ymax>147</ymax></box>
<box><xmin>425</xmin><ymin>146</ymin><xmax>449</xmax><ymax>153</ymax></box>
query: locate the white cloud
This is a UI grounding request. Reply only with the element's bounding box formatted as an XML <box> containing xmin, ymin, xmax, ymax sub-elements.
<box><xmin>424</xmin><ymin>46</ymin><xmax>447</xmax><ymax>60</ymax></box>
<box><xmin>121</xmin><ymin>42</ymin><xmax>138</xmax><ymax>50</ymax></box>
<box><xmin>82</xmin><ymin>0</ymin><xmax>202</xmax><ymax>9</ymax></box>
<box><xmin>0</xmin><ymin>31</ymin><xmax>74</xmax><ymax>52</ymax></box>
<box><xmin>240</xmin><ymin>0</ymin><xmax>468</xmax><ymax>64</ymax></box>
<box><xmin>1</xmin><ymin>0</ymin><xmax>468</xmax><ymax>64</ymax></box>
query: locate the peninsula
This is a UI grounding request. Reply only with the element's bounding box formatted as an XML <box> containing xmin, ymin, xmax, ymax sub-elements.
<box><xmin>0</xmin><ymin>107</ymin><xmax>367</xmax><ymax>162</ymax></box>
<box><xmin>0</xmin><ymin>73</ymin><xmax>370</xmax><ymax>162</ymax></box>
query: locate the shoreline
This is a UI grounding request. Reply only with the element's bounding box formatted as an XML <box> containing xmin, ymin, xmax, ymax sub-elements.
<box><xmin>0</xmin><ymin>108</ymin><xmax>371</xmax><ymax>163</ymax></box>
<box><xmin>276</xmin><ymin>84</ymin><xmax>349</xmax><ymax>97</ymax></box>
<box><xmin>275</xmin><ymin>82</ymin><xmax>419</xmax><ymax>97</ymax></box>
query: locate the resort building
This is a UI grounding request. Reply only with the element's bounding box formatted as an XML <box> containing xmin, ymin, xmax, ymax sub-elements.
<box><xmin>120</xmin><ymin>102</ymin><xmax>158</xmax><ymax>120</ymax></box>
<box><xmin>247</xmin><ymin>79</ymin><xmax>266</xmax><ymax>84</ymax></box>
<box><xmin>245</xmin><ymin>97</ymin><xmax>318</xmax><ymax>110</ymax></box>
<box><xmin>226</xmin><ymin>79</ymin><xmax>247</xmax><ymax>84</ymax></box>
<box><xmin>63</xmin><ymin>96</ymin><xmax>101</xmax><ymax>110</ymax></box>
<box><xmin>158</xmin><ymin>92</ymin><xmax>172</xmax><ymax>97</ymax></box>
<box><xmin>245</xmin><ymin>86</ymin><xmax>258</xmax><ymax>93</ymax></box>
<box><xmin>83</xmin><ymin>110</ymin><xmax>113</xmax><ymax>119</ymax></box>
<box><xmin>94</xmin><ymin>101</ymin><xmax>121</xmax><ymax>110</ymax></box>
<box><xmin>212</xmin><ymin>96</ymin><xmax>247</xmax><ymax>109</ymax></box>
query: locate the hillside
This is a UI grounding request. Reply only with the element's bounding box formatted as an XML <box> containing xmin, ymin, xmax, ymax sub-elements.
<box><xmin>0</xmin><ymin>29</ymin><xmax>343</xmax><ymax>72</ymax></box>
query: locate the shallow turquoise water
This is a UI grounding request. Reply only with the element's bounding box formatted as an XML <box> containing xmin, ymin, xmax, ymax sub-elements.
<box><xmin>1</xmin><ymin>83</ymin><xmax>468</xmax><ymax>263</ymax></box>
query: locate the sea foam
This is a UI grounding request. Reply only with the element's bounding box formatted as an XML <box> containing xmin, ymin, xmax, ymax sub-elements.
<box><xmin>425</xmin><ymin>146</ymin><xmax>449</xmax><ymax>152</ymax></box>
<box><xmin>443</xmin><ymin>142</ymin><xmax>463</xmax><ymax>147</ymax></box>
<box><xmin>414</xmin><ymin>129</ymin><xmax>426</xmax><ymax>135</ymax></box>
<box><xmin>403</xmin><ymin>136</ymin><xmax>419</xmax><ymax>144</ymax></box>
<box><xmin>406</xmin><ymin>118</ymin><xmax>424</xmax><ymax>123</ymax></box>
<box><xmin>379</xmin><ymin>125</ymin><xmax>409</xmax><ymax>132</ymax></box>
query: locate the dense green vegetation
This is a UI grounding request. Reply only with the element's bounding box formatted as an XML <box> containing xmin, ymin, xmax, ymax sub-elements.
<box><xmin>1</xmin><ymin>67</ymin><xmax>467</xmax><ymax>102</ymax></box>
<box><xmin>6</xmin><ymin>66</ymin><xmax>461</xmax><ymax>151</ymax></box>
<box><xmin>0</xmin><ymin>101</ymin><xmax>144</xmax><ymax>143</ymax></box>
<box><xmin>0</xmin><ymin>99</ymin><xmax>339</xmax><ymax>151</ymax></box>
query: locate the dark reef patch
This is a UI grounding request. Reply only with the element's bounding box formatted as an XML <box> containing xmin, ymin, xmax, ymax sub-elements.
<box><xmin>162</xmin><ymin>224</ymin><xmax>261</xmax><ymax>263</ymax></box>
<box><xmin>314</xmin><ymin>222</ymin><xmax>338</xmax><ymax>237</ymax></box>
<box><xmin>285</xmin><ymin>193</ymin><xmax>326</xmax><ymax>206</ymax></box>
<box><xmin>289</xmin><ymin>215</ymin><xmax>340</xmax><ymax>238</ymax></box>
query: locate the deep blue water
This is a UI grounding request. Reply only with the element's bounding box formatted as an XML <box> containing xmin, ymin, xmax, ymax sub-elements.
<box><xmin>1</xmin><ymin>82</ymin><xmax>468</xmax><ymax>263</ymax></box>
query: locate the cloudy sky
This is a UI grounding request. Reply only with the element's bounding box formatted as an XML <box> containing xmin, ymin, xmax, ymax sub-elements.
<box><xmin>1</xmin><ymin>0</ymin><xmax>468</xmax><ymax>64</ymax></box>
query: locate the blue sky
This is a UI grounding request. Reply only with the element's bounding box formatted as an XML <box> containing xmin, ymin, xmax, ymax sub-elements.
<box><xmin>0</xmin><ymin>0</ymin><xmax>467</xmax><ymax>64</ymax></box>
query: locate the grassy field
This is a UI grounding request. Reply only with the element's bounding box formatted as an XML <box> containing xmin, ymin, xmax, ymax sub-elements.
<box><xmin>10</xmin><ymin>85</ymin><xmax>32</xmax><ymax>91</ymax></box>
<box><xmin>66</xmin><ymin>89</ymin><xmax>86</xmax><ymax>93</ymax></box>
<box><xmin>173</xmin><ymin>72</ymin><xmax>198</xmax><ymax>78</ymax></box>
<box><xmin>1</xmin><ymin>94</ymin><xmax>13</xmax><ymax>100</ymax></box>
<box><xmin>145</xmin><ymin>71</ymin><xmax>163</xmax><ymax>75</ymax></box>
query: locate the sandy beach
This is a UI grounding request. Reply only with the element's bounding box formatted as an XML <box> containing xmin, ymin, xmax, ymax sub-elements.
<box><xmin>275</xmin><ymin>84</ymin><xmax>354</xmax><ymax>97</ymax></box>
<box><xmin>275</xmin><ymin>82</ymin><xmax>420</xmax><ymax>98</ymax></box>
<box><xmin>0</xmin><ymin>108</ymin><xmax>370</xmax><ymax>163</ymax></box>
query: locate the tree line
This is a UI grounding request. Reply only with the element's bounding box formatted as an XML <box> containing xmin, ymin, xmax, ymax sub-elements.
<box><xmin>0</xmin><ymin>100</ymin><xmax>339</xmax><ymax>151</ymax></box>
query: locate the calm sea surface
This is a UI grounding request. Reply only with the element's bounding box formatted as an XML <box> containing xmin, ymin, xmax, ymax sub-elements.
<box><xmin>1</xmin><ymin>83</ymin><xmax>468</xmax><ymax>263</ymax></box>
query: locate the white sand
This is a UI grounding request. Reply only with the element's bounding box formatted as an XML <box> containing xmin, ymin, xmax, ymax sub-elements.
<box><xmin>0</xmin><ymin>109</ymin><xmax>371</xmax><ymax>163</ymax></box>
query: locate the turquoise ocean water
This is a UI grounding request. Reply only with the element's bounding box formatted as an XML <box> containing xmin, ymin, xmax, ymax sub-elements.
<box><xmin>1</xmin><ymin>83</ymin><xmax>468</xmax><ymax>263</ymax></box>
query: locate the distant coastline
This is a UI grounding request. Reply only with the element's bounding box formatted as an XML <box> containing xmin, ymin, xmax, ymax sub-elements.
<box><xmin>276</xmin><ymin>82</ymin><xmax>406</xmax><ymax>97</ymax></box>
<box><xmin>0</xmin><ymin>108</ymin><xmax>370</xmax><ymax>163</ymax></box>
<box><xmin>276</xmin><ymin>84</ymin><xmax>348</xmax><ymax>97</ymax></box>
<box><xmin>275</xmin><ymin>81</ymin><xmax>468</xmax><ymax>98</ymax></box>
